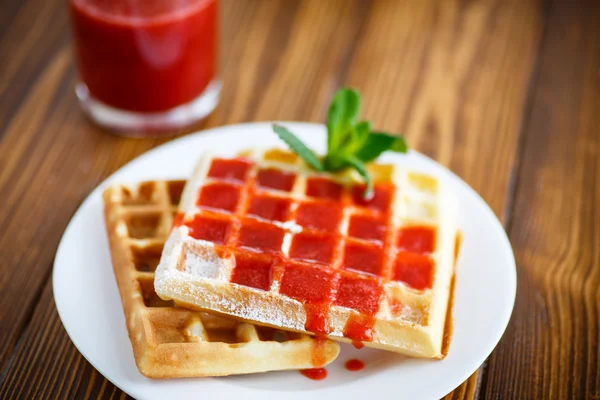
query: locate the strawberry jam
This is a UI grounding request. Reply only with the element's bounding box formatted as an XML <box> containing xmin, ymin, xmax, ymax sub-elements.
<box><xmin>279</xmin><ymin>262</ymin><xmax>335</xmax><ymax>335</ymax></box>
<box><xmin>305</xmin><ymin>177</ymin><xmax>344</xmax><ymax>200</ymax></box>
<box><xmin>247</xmin><ymin>195</ymin><xmax>291</xmax><ymax>222</ymax></box>
<box><xmin>207</xmin><ymin>158</ymin><xmax>253</xmax><ymax>182</ymax></box>
<box><xmin>348</xmin><ymin>214</ymin><xmax>386</xmax><ymax>242</ymax></box>
<box><xmin>397</xmin><ymin>226</ymin><xmax>436</xmax><ymax>254</ymax></box>
<box><xmin>300</xmin><ymin>368</ymin><xmax>327</xmax><ymax>380</ymax></box>
<box><xmin>345</xmin><ymin>359</ymin><xmax>365</xmax><ymax>371</ymax></box>
<box><xmin>334</xmin><ymin>274</ymin><xmax>383</xmax><ymax>315</ymax></box>
<box><xmin>342</xmin><ymin>242</ymin><xmax>384</xmax><ymax>277</ymax></box>
<box><xmin>171</xmin><ymin>212</ymin><xmax>185</xmax><ymax>228</ymax></box>
<box><xmin>279</xmin><ymin>262</ymin><xmax>334</xmax><ymax>306</ymax></box>
<box><xmin>197</xmin><ymin>183</ymin><xmax>240</xmax><ymax>212</ymax></box>
<box><xmin>393</xmin><ymin>251</ymin><xmax>435</xmax><ymax>290</ymax></box>
<box><xmin>237</xmin><ymin>221</ymin><xmax>285</xmax><ymax>253</ymax></box>
<box><xmin>289</xmin><ymin>232</ymin><xmax>337</xmax><ymax>264</ymax></box>
<box><xmin>295</xmin><ymin>201</ymin><xmax>343</xmax><ymax>231</ymax></box>
<box><xmin>186</xmin><ymin>215</ymin><xmax>231</xmax><ymax>244</ymax></box>
<box><xmin>230</xmin><ymin>253</ymin><xmax>272</xmax><ymax>291</ymax></box>
<box><xmin>351</xmin><ymin>183</ymin><xmax>393</xmax><ymax>213</ymax></box>
<box><xmin>344</xmin><ymin>313</ymin><xmax>376</xmax><ymax>347</ymax></box>
<box><xmin>256</xmin><ymin>168</ymin><xmax>296</xmax><ymax>191</ymax></box>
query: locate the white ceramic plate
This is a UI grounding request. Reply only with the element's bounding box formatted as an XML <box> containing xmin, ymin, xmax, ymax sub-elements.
<box><xmin>53</xmin><ymin>122</ymin><xmax>516</xmax><ymax>400</ymax></box>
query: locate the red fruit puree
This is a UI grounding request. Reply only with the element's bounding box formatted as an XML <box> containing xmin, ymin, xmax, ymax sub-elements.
<box><xmin>69</xmin><ymin>0</ymin><xmax>217</xmax><ymax>113</ymax></box>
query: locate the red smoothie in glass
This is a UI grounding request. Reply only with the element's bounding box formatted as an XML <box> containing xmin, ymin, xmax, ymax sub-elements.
<box><xmin>69</xmin><ymin>0</ymin><xmax>217</xmax><ymax>113</ymax></box>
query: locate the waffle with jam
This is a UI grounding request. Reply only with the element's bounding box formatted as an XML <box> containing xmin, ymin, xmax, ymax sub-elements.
<box><xmin>155</xmin><ymin>148</ymin><xmax>457</xmax><ymax>358</ymax></box>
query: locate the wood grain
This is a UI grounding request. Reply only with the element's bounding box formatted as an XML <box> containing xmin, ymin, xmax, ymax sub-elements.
<box><xmin>0</xmin><ymin>282</ymin><xmax>126</xmax><ymax>399</ymax></box>
<box><xmin>0</xmin><ymin>0</ymin><xmax>597</xmax><ymax>399</ymax></box>
<box><xmin>479</xmin><ymin>0</ymin><xmax>600</xmax><ymax>398</ymax></box>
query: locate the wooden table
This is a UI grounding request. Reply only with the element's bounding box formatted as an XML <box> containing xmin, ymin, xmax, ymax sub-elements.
<box><xmin>1</xmin><ymin>0</ymin><xmax>598</xmax><ymax>398</ymax></box>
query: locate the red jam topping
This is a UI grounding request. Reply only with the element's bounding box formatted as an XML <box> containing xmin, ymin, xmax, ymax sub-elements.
<box><xmin>342</xmin><ymin>242</ymin><xmax>384</xmax><ymax>276</ymax></box>
<box><xmin>256</xmin><ymin>168</ymin><xmax>296</xmax><ymax>191</ymax></box>
<box><xmin>397</xmin><ymin>226</ymin><xmax>436</xmax><ymax>254</ymax></box>
<box><xmin>311</xmin><ymin>336</ymin><xmax>329</xmax><ymax>367</ymax></box>
<box><xmin>279</xmin><ymin>262</ymin><xmax>334</xmax><ymax>304</ymax></box>
<box><xmin>69</xmin><ymin>0</ymin><xmax>218</xmax><ymax>113</ymax></box>
<box><xmin>197</xmin><ymin>183</ymin><xmax>240</xmax><ymax>212</ymax></box>
<box><xmin>237</xmin><ymin>221</ymin><xmax>285</xmax><ymax>253</ymax></box>
<box><xmin>295</xmin><ymin>201</ymin><xmax>343</xmax><ymax>231</ymax></box>
<box><xmin>343</xmin><ymin>313</ymin><xmax>376</xmax><ymax>345</ymax></box>
<box><xmin>393</xmin><ymin>251</ymin><xmax>435</xmax><ymax>290</ymax></box>
<box><xmin>388</xmin><ymin>297</ymin><xmax>404</xmax><ymax>315</ymax></box>
<box><xmin>351</xmin><ymin>183</ymin><xmax>393</xmax><ymax>213</ymax></box>
<box><xmin>186</xmin><ymin>215</ymin><xmax>231</xmax><ymax>244</ymax></box>
<box><xmin>334</xmin><ymin>274</ymin><xmax>383</xmax><ymax>315</ymax></box>
<box><xmin>207</xmin><ymin>158</ymin><xmax>252</xmax><ymax>182</ymax></box>
<box><xmin>348</xmin><ymin>215</ymin><xmax>386</xmax><ymax>242</ymax></box>
<box><xmin>304</xmin><ymin>305</ymin><xmax>330</xmax><ymax>335</ymax></box>
<box><xmin>305</xmin><ymin>177</ymin><xmax>344</xmax><ymax>200</ymax></box>
<box><xmin>231</xmin><ymin>253</ymin><xmax>272</xmax><ymax>291</ymax></box>
<box><xmin>300</xmin><ymin>368</ymin><xmax>327</xmax><ymax>380</ymax></box>
<box><xmin>279</xmin><ymin>262</ymin><xmax>335</xmax><ymax>336</ymax></box>
<box><xmin>247</xmin><ymin>195</ymin><xmax>291</xmax><ymax>222</ymax></box>
<box><xmin>345</xmin><ymin>359</ymin><xmax>365</xmax><ymax>371</ymax></box>
<box><xmin>289</xmin><ymin>232</ymin><xmax>337</xmax><ymax>264</ymax></box>
<box><xmin>172</xmin><ymin>212</ymin><xmax>185</xmax><ymax>228</ymax></box>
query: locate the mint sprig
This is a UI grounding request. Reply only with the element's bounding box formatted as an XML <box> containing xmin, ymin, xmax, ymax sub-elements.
<box><xmin>272</xmin><ymin>124</ymin><xmax>324</xmax><ymax>171</ymax></box>
<box><xmin>272</xmin><ymin>88</ymin><xmax>408</xmax><ymax>198</ymax></box>
<box><xmin>341</xmin><ymin>154</ymin><xmax>373</xmax><ymax>199</ymax></box>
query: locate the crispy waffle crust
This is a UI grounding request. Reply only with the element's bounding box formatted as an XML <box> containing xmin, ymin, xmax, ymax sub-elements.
<box><xmin>103</xmin><ymin>180</ymin><xmax>340</xmax><ymax>378</ymax></box>
<box><xmin>155</xmin><ymin>148</ymin><xmax>458</xmax><ymax>358</ymax></box>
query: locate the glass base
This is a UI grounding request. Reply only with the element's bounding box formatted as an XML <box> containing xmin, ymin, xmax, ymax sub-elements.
<box><xmin>75</xmin><ymin>79</ymin><xmax>221</xmax><ymax>137</ymax></box>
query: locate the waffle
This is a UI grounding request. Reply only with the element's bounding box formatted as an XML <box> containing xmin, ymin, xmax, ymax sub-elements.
<box><xmin>103</xmin><ymin>180</ymin><xmax>340</xmax><ymax>378</ymax></box>
<box><xmin>155</xmin><ymin>148</ymin><xmax>458</xmax><ymax>358</ymax></box>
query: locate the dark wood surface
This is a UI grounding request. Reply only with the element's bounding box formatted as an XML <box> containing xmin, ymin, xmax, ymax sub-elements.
<box><xmin>0</xmin><ymin>0</ymin><xmax>598</xmax><ymax>399</ymax></box>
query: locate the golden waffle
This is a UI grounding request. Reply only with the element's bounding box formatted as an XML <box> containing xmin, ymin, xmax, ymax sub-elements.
<box><xmin>155</xmin><ymin>148</ymin><xmax>458</xmax><ymax>358</ymax></box>
<box><xmin>103</xmin><ymin>180</ymin><xmax>340</xmax><ymax>378</ymax></box>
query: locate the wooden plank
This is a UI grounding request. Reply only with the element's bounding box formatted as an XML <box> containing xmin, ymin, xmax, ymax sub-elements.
<box><xmin>445</xmin><ymin>372</ymin><xmax>480</xmax><ymax>400</ymax></box>
<box><xmin>333</xmin><ymin>1</ymin><xmax>544</xmax><ymax>397</ymax></box>
<box><xmin>0</xmin><ymin>282</ymin><xmax>126</xmax><ymax>399</ymax></box>
<box><xmin>479</xmin><ymin>0</ymin><xmax>600</xmax><ymax>398</ymax></box>
<box><xmin>0</xmin><ymin>0</ymin><xmax>69</xmax><ymax>138</ymax></box>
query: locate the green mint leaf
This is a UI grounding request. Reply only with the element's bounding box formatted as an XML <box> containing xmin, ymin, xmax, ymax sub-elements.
<box><xmin>271</xmin><ymin>89</ymin><xmax>410</xmax><ymax>199</ymax></box>
<box><xmin>345</xmin><ymin>120</ymin><xmax>371</xmax><ymax>154</ymax></box>
<box><xmin>381</xmin><ymin>131</ymin><xmax>409</xmax><ymax>153</ymax></box>
<box><xmin>323</xmin><ymin>152</ymin><xmax>350</xmax><ymax>171</ymax></box>
<box><xmin>354</xmin><ymin>132</ymin><xmax>408</xmax><ymax>163</ymax></box>
<box><xmin>341</xmin><ymin>154</ymin><xmax>373</xmax><ymax>199</ymax></box>
<box><xmin>327</xmin><ymin>88</ymin><xmax>360</xmax><ymax>154</ymax></box>
<box><xmin>272</xmin><ymin>124</ymin><xmax>324</xmax><ymax>171</ymax></box>
<box><xmin>324</xmin><ymin>120</ymin><xmax>370</xmax><ymax>171</ymax></box>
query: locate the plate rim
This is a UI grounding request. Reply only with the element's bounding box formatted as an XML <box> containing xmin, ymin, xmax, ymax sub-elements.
<box><xmin>52</xmin><ymin>121</ymin><xmax>517</xmax><ymax>399</ymax></box>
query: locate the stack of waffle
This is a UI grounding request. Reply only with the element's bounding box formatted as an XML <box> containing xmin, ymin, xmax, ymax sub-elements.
<box><xmin>104</xmin><ymin>148</ymin><xmax>457</xmax><ymax>378</ymax></box>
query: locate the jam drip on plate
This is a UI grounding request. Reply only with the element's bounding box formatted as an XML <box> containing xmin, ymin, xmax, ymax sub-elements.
<box><xmin>300</xmin><ymin>368</ymin><xmax>327</xmax><ymax>380</ymax></box>
<box><xmin>345</xmin><ymin>359</ymin><xmax>365</xmax><ymax>371</ymax></box>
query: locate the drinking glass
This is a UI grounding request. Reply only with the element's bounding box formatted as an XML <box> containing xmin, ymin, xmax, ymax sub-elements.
<box><xmin>69</xmin><ymin>0</ymin><xmax>220</xmax><ymax>136</ymax></box>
